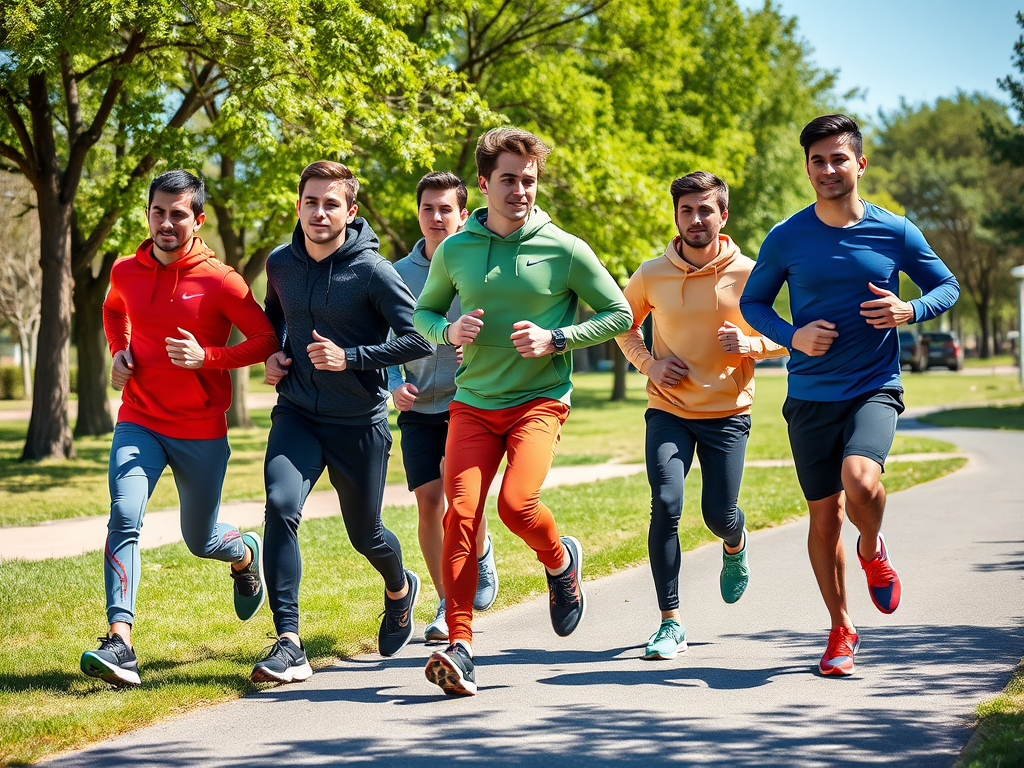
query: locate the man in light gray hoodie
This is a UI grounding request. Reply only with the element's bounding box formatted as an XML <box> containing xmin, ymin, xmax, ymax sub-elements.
<box><xmin>388</xmin><ymin>172</ymin><xmax>499</xmax><ymax>643</ymax></box>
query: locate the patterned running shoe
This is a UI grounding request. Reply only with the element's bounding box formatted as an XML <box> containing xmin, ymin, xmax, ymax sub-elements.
<box><xmin>81</xmin><ymin>634</ymin><xmax>140</xmax><ymax>688</ymax></box>
<box><xmin>231</xmin><ymin>531</ymin><xmax>265</xmax><ymax>621</ymax></box>
<box><xmin>857</xmin><ymin>534</ymin><xmax>902</xmax><ymax>614</ymax></box>
<box><xmin>547</xmin><ymin>536</ymin><xmax>586</xmax><ymax>637</ymax></box>
<box><xmin>819</xmin><ymin>626</ymin><xmax>860</xmax><ymax>676</ymax></box>
<box><xmin>425</xmin><ymin>642</ymin><xmax>477</xmax><ymax>696</ymax></box>
<box><xmin>643</xmin><ymin>619</ymin><xmax>687</xmax><ymax>660</ymax></box>
<box><xmin>720</xmin><ymin>529</ymin><xmax>749</xmax><ymax>604</ymax></box>
<box><xmin>379</xmin><ymin>570</ymin><xmax>420</xmax><ymax>657</ymax></box>
<box><xmin>250</xmin><ymin>636</ymin><xmax>312</xmax><ymax>683</ymax></box>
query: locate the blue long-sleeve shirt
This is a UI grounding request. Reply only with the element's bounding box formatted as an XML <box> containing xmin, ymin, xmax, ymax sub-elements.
<box><xmin>740</xmin><ymin>202</ymin><xmax>959</xmax><ymax>401</ymax></box>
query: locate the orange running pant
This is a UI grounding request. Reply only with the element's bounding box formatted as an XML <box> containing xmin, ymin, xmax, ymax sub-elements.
<box><xmin>442</xmin><ymin>398</ymin><xmax>570</xmax><ymax>644</ymax></box>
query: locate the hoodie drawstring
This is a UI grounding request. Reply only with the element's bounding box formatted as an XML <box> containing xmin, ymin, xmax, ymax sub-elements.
<box><xmin>170</xmin><ymin>269</ymin><xmax>180</xmax><ymax>303</ymax></box>
<box><xmin>713</xmin><ymin>263</ymin><xmax>720</xmax><ymax>310</ymax></box>
<box><xmin>326</xmin><ymin>260</ymin><xmax>334</xmax><ymax>305</ymax></box>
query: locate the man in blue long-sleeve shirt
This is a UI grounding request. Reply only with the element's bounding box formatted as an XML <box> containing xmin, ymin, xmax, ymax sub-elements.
<box><xmin>740</xmin><ymin>114</ymin><xmax>959</xmax><ymax>677</ymax></box>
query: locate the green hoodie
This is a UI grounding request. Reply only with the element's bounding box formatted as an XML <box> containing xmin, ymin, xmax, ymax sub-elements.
<box><xmin>413</xmin><ymin>207</ymin><xmax>632</xmax><ymax>409</ymax></box>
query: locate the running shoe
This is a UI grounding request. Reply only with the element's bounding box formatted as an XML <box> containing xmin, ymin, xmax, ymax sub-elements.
<box><xmin>250</xmin><ymin>636</ymin><xmax>313</xmax><ymax>683</ymax></box>
<box><xmin>857</xmin><ymin>533</ymin><xmax>902</xmax><ymax>614</ymax></box>
<box><xmin>819</xmin><ymin>626</ymin><xmax>860</xmax><ymax>676</ymax></box>
<box><xmin>424</xmin><ymin>600</ymin><xmax>448</xmax><ymax>643</ymax></box>
<box><xmin>379</xmin><ymin>569</ymin><xmax>420</xmax><ymax>657</ymax></box>
<box><xmin>425</xmin><ymin>642</ymin><xmax>477</xmax><ymax>696</ymax></box>
<box><xmin>474</xmin><ymin>534</ymin><xmax>499</xmax><ymax>611</ymax></box>
<box><xmin>80</xmin><ymin>634</ymin><xmax>140</xmax><ymax>688</ymax></box>
<box><xmin>720</xmin><ymin>528</ymin><xmax>749</xmax><ymax>604</ymax></box>
<box><xmin>231</xmin><ymin>531</ymin><xmax>265</xmax><ymax>621</ymax></box>
<box><xmin>547</xmin><ymin>536</ymin><xmax>586</xmax><ymax>637</ymax></box>
<box><xmin>643</xmin><ymin>619</ymin><xmax>687</xmax><ymax>660</ymax></box>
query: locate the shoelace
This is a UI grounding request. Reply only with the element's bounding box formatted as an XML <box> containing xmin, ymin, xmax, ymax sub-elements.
<box><xmin>864</xmin><ymin>554</ymin><xmax>896</xmax><ymax>586</ymax></box>
<box><xmin>96</xmin><ymin>635</ymin><xmax>125</xmax><ymax>653</ymax></box>
<box><xmin>652</xmin><ymin>623</ymin><xmax>680</xmax><ymax>645</ymax></box>
<box><xmin>257</xmin><ymin>635</ymin><xmax>291</xmax><ymax>664</ymax></box>
<box><xmin>826</xmin><ymin>629</ymin><xmax>856</xmax><ymax>659</ymax></box>
<box><xmin>231</xmin><ymin>565</ymin><xmax>260</xmax><ymax>597</ymax></box>
<box><xmin>549</xmin><ymin>566</ymin><xmax>578</xmax><ymax>607</ymax></box>
<box><xmin>380</xmin><ymin>597</ymin><xmax>411</xmax><ymax>634</ymax></box>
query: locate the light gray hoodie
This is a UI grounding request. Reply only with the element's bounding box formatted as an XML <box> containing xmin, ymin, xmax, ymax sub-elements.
<box><xmin>387</xmin><ymin>239</ymin><xmax>461</xmax><ymax>414</ymax></box>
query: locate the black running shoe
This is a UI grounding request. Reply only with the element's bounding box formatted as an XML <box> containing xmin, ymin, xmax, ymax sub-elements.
<box><xmin>379</xmin><ymin>570</ymin><xmax>420</xmax><ymax>657</ymax></box>
<box><xmin>425</xmin><ymin>643</ymin><xmax>477</xmax><ymax>696</ymax></box>
<box><xmin>80</xmin><ymin>633</ymin><xmax>140</xmax><ymax>688</ymax></box>
<box><xmin>250</xmin><ymin>637</ymin><xmax>312</xmax><ymax>683</ymax></box>
<box><xmin>547</xmin><ymin>535</ymin><xmax>586</xmax><ymax>637</ymax></box>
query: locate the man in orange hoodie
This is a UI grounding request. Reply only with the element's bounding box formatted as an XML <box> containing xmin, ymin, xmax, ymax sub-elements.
<box><xmin>80</xmin><ymin>170</ymin><xmax>281</xmax><ymax>688</ymax></box>
<box><xmin>616</xmin><ymin>171</ymin><xmax>787</xmax><ymax>660</ymax></box>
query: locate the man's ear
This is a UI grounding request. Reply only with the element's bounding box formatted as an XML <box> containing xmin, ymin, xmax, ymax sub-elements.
<box><xmin>460</xmin><ymin>208</ymin><xmax>470</xmax><ymax>225</ymax></box>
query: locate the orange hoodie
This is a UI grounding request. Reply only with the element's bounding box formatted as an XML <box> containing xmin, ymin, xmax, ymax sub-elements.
<box><xmin>616</xmin><ymin>234</ymin><xmax>787</xmax><ymax>419</ymax></box>
<box><xmin>103</xmin><ymin>237</ymin><xmax>280</xmax><ymax>439</ymax></box>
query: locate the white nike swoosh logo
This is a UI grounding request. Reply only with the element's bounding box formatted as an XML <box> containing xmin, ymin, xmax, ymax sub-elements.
<box><xmin>181</xmin><ymin>293</ymin><xmax>204</xmax><ymax>300</ymax></box>
<box><xmin>719</xmin><ymin>283</ymin><xmax>736</xmax><ymax>290</ymax></box>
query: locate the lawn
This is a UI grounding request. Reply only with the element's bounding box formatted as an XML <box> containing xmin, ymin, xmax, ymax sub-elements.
<box><xmin>0</xmin><ymin>456</ymin><xmax>965</xmax><ymax>765</ymax></box>
<box><xmin>0</xmin><ymin>370</ymin><xmax>998</xmax><ymax>528</ymax></box>
<box><xmin>955</xmin><ymin>658</ymin><xmax>1024</xmax><ymax>768</ymax></box>
<box><xmin>919</xmin><ymin>403</ymin><xmax>1024</xmax><ymax>431</ymax></box>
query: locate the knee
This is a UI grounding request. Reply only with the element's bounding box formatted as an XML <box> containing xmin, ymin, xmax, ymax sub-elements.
<box><xmin>265</xmin><ymin>485</ymin><xmax>301</xmax><ymax>529</ymax></box>
<box><xmin>841</xmin><ymin>467</ymin><xmax>881</xmax><ymax>508</ymax></box>
<box><xmin>703</xmin><ymin>504</ymin><xmax>742</xmax><ymax>540</ymax></box>
<box><xmin>107</xmin><ymin>501</ymin><xmax>142</xmax><ymax>538</ymax></box>
<box><xmin>497</xmin><ymin>491</ymin><xmax>538</xmax><ymax>529</ymax></box>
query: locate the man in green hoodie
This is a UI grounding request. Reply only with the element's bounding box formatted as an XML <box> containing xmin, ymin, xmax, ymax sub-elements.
<box><xmin>414</xmin><ymin>127</ymin><xmax>632</xmax><ymax>696</ymax></box>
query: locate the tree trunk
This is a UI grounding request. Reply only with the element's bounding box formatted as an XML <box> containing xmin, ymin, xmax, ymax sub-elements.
<box><xmin>23</xmin><ymin>194</ymin><xmax>75</xmax><ymax>460</ymax></box>
<box><xmin>610</xmin><ymin>342</ymin><xmax>627</xmax><ymax>401</ymax></box>
<box><xmin>72</xmin><ymin>272</ymin><xmax>114</xmax><ymax>436</ymax></box>
<box><xmin>977</xmin><ymin>300</ymin><xmax>992</xmax><ymax>359</ymax></box>
<box><xmin>17</xmin><ymin>326</ymin><xmax>32</xmax><ymax>395</ymax></box>
<box><xmin>226</xmin><ymin>326</ymin><xmax>252</xmax><ymax>428</ymax></box>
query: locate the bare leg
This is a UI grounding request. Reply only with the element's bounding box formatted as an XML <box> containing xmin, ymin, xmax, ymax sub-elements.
<box><xmin>807</xmin><ymin>492</ymin><xmax>854</xmax><ymax>631</ymax></box>
<box><xmin>415</xmin><ymin>478</ymin><xmax>446</xmax><ymax>600</ymax></box>
<box><xmin>841</xmin><ymin>455</ymin><xmax>885</xmax><ymax>561</ymax></box>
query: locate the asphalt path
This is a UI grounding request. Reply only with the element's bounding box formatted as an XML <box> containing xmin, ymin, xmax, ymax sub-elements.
<box><xmin>43</xmin><ymin>419</ymin><xmax>1024</xmax><ymax>767</ymax></box>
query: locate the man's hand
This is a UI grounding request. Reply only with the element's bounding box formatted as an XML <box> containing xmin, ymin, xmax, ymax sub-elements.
<box><xmin>265</xmin><ymin>351</ymin><xmax>292</xmax><ymax>385</ymax></box>
<box><xmin>392</xmin><ymin>382</ymin><xmax>418</xmax><ymax>411</ymax></box>
<box><xmin>448</xmin><ymin>309</ymin><xmax>484</xmax><ymax>346</ymax></box>
<box><xmin>860</xmin><ymin>282</ymin><xmax>914</xmax><ymax>328</ymax></box>
<box><xmin>110</xmin><ymin>348</ymin><xmax>134</xmax><ymax>391</ymax></box>
<box><xmin>791</xmin><ymin>319</ymin><xmax>838</xmax><ymax>356</ymax></box>
<box><xmin>647</xmin><ymin>357</ymin><xmax>689</xmax><ymax>388</ymax></box>
<box><xmin>165</xmin><ymin>328</ymin><xmax>205</xmax><ymax>369</ymax></box>
<box><xmin>511</xmin><ymin>320</ymin><xmax>554</xmax><ymax>358</ymax></box>
<box><xmin>717</xmin><ymin>321</ymin><xmax>751</xmax><ymax>355</ymax></box>
<box><xmin>307</xmin><ymin>329</ymin><xmax>347</xmax><ymax>371</ymax></box>
<box><xmin>456</xmin><ymin>346</ymin><xmax>464</xmax><ymax>365</ymax></box>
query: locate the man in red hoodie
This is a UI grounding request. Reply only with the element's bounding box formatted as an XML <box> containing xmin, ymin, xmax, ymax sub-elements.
<box><xmin>80</xmin><ymin>170</ymin><xmax>281</xmax><ymax>688</ymax></box>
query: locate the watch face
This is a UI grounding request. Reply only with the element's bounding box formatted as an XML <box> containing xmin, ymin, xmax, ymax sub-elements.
<box><xmin>553</xmin><ymin>329</ymin><xmax>566</xmax><ymax>350</ymax></box>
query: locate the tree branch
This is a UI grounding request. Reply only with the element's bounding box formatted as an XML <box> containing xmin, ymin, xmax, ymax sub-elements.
<box><xmin>0</xmin><ymin>86</ymin><xmax>36</xmax><ymax>184</ymax></box>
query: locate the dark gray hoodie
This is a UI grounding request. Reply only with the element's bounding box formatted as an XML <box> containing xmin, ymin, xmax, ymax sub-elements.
<box><xmin>265</xmin><ymin>219</ymin><xmax>432</xmax><ymax>424</ymax></box>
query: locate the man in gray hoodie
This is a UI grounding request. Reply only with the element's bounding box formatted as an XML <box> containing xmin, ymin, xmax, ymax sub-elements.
<box><xmin>387</xmin><ymin>172</ymin><xmax>500</xmax><ymax>644</ymax></box>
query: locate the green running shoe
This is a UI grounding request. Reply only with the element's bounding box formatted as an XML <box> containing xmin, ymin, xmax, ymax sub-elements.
<box><xmin>231</xmin><ymin>531</ymin><xmax>265</xmax><ymax>621</ymax></box>
<box><xmin>643</xmin><ymin>619</ymin><xmax>687</xmax><ymax>660</ymax></box>
<box><xmin>720</xmin><ymin>529</ymin><xmax>749</xmax><ymax>604</ymax></box>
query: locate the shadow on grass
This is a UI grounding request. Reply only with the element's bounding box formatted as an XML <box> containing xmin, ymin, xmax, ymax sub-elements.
<box><xmin>918</xmin><ymin>404</ymin><xmax>1024</xmax><ymax>431</ymax></box>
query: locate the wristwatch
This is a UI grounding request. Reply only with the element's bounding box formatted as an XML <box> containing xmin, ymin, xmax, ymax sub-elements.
<box><xmin>551</xmin><ymin>328</ymin><xmax>567</xmax><ymax>353</ymax></box>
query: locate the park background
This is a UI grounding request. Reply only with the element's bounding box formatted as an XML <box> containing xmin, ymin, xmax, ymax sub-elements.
<box><xmin>1</xmin><ymin>1</ymin><xmax>1024</xmax><ymax>765</ymax></box>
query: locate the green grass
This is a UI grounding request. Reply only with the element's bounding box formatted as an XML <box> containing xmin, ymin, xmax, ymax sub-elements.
<box><xmin>0</xmin><ymin>456</ymin><xmax>964</xmax><ymax>765</ymax></box>
<box><xmin>919</xmin><ymin>403</ymin><xmax>1024</xmax><ymax>432</ymax></box>
<box><xmin>962</xmin><ymin>355</ymin><xmax>1016</xmax><ymax>369</ymax></box>
<box><xmin>2</xmin><ymin>371</ymin><xmax>981</xmax><ymax>528</ymax></box>
<box><xmin>955</xmin><ymin>658</ymin><xmax>1024</xmax><ymax>767</ymax></box>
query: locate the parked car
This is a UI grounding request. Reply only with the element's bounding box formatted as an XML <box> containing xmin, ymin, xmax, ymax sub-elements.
<box><xmin>898</xmin><ymin>329</ymin><xmax>926</xmax><ymax>372</ymax></box>
<box><xmin>919</xmin><ymin>330</ymin><xmax>964</xmax><ymax>371</ymax></box>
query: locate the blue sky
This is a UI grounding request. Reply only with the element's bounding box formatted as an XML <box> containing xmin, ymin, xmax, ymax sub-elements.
<box><xmin>738</xmin><ymin>0</ymin><xmax>1023</xmax><ymax>123</ymax></box>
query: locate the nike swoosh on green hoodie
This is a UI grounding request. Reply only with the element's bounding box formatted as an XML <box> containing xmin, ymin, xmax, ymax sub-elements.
<box><xmin>413</xmin><ymin>207</ymin><xmax>632</xmax><ymax>409</ymax></box>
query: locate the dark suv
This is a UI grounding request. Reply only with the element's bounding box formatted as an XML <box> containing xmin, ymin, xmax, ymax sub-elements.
<box><xmin>898</xmin><ymin>329</ymin><xmax>926</xmax><ymax>372</ymax></box>
<box><xmin>918</xmin><ymin>330</ymin><xmax>963</xmax><ymax>371</ymax></box>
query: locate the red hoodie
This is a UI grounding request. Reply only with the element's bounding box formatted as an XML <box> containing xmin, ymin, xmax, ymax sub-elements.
<box><xmin>103</xmin><ymin>237</ymin><xmax>280</xmax><ymax>439</ymax></box>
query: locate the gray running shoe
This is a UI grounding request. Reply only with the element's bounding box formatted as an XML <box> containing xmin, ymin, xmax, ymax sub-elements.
<box><xmin>81</xmin><ymin>634</ymin><xmax>140</xmax><ymax>688</ymax></box>
<box><xmin>474</xmin><ymin>534</ymin><xmax>499</xmax><ymax>611</ymax></box>
<box><xmin>250</xmin><ymin>637</ymin><xmax>312</xmax><ymax>683</ymax></box>
<box><xmin>424</xmin><ymin>600</ymin><xmax>448</xmax><ymax>643</ymax></box>
<box><xmin>425</xmin><ymin>642</ymin><xmax>477</xmax><ymax>696</ymax></box>
<box><xmin>379</xmin><ymin>570</ymin><xmax>420</xmax><ymax>657</ymax></box>
<box><xmin>231</xmin><ymin>531</ymin><xmax>265</xmax><ymax>621</ymax></box>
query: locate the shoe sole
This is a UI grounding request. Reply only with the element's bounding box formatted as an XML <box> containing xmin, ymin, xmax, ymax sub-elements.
<box><xmin>643</xmin><ymin>641</ymin><xmax>688</xmax><ymax>661</ymax></box>
<box><xmin>234</xmin><ymin>531</ymin><xmax>266</xmax><ymax>622</ymax></box>
<box><xmin>250</xmin><ymin>661</ymin><xmax>313</xmax><ymax>684</ymax></box>
<box><xmin>554</xmin><ymin>536</ymin><xmax>587</xmax><ymax>637</ymax></box>
<box><xmin>380</xmin><ymin>570</ymin><xmax>420</xmax><ymax>657</ymax></box>
<box><xmin>425</xmin><ymin>652</ymin><xmax>477</xmax><ymax>696</ymax></box>
<box><xmin>819</xmin><ymin>638</ymin><xmax>860</xmax><ymax>677</ymax></box>
<box><xmin>81</xmin><ymin>652</ymin><xmax>141</xmax><ymax>688</ymax></box>
<box><xmin>473</xmin><ymin>535</ymin><xmax>499</xmax><ymax>611</ymax></box>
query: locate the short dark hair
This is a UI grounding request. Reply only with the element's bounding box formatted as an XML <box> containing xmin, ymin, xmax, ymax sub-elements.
<box><xmin>475</xmin><ymin>128</ymin><xmax>551</xmax><ymax>183</ymax></box>
<box><xmin>670</xmin><ymin>171</ymin><xmax>729</xmax><ymax>212</ymax></box>
<box><xmin>799</xmin><ymin>114</ymin><xmax>863</xmax><ymax>160</ymax></box>
<box><xmin>149</xmin><ymin>170</ymin><xmax>205</xmax><ymax>215</ymax></box>
<box><xmin>298</xmin><ymin>161</ymin><xmax>360</xmax><ymax>208</ymax></box>
<box><xmin>416</xmin><ymin>171</ymin><xmax>468</xmax><ymax>209</ymax></box>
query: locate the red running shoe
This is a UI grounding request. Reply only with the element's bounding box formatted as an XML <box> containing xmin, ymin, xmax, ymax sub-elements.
<box><xmin>857</xmin><ymin>534</ymin><xmax>902</xmax><ymax>614</ymax></box>
<box><xmin>819</xmin><ymin>626</ymin><xmax>860</xmax><ymax>676</ymax></box>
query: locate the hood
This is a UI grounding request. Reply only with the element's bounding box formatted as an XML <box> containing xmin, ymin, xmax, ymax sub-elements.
<box><xmin>289</xmin><ymin>217</ymin><xmax>380</xmax><ymax>266</ymax></box>
<box><xmin>135</xmin><ymin>236</ymin><xmax>216</xmax><ymax>271</ymax></box>
<box><xmin>663</xmin><ymin>234</ymin><xmax>741</xmax><ymax>309</ymax></box>
<box><xmin>463</xmin><ymin>206</ymin><xmax>552</xmax><ymax>279</ymax></box>
<box><xmin>407</xmin><ymin>238</ymin><xmax>430</xmax><ymax>268</ymax></box>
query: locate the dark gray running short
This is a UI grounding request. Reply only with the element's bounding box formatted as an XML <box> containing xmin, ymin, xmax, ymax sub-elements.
<box><xmin>397</xmin><ymin>410</ymin><xmax>449</xmax><ymax>491</ymax></box>
<box><xmin>782</xmin><ymin>387</ymin><xmax>905</xmax><ymax>502</ymax></box>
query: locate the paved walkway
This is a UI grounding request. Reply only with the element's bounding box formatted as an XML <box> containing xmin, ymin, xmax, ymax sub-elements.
<box><xmin>42</xmin><ymin>418</ymin><xmax>1024</xmax><ymax>767</ymax></box>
